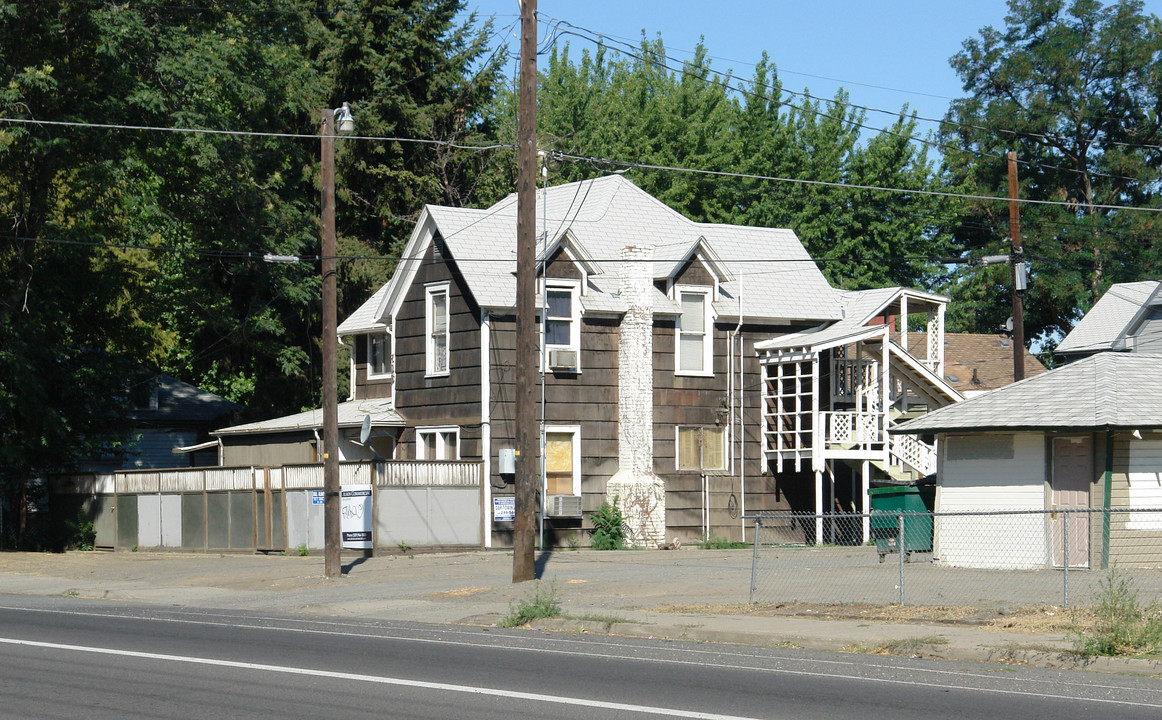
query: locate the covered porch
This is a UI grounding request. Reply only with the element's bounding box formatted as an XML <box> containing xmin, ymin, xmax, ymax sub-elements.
<box><xmin>755</xmin><ymin>288</ymin><xmax>959</xmax><ymax>543</ymax></box>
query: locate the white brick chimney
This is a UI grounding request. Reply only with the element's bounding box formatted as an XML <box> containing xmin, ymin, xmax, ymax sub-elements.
<box><xmin>606</xmin><ymin>245</ymin><xmax>665</xmax><ymax>547</ymax></box>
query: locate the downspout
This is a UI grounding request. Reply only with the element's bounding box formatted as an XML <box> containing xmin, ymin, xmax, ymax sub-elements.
<box><xmin>735</xmin><ymin>278</ymin><xmax>745</xmax><ymax>541</ymax></box>
<box><xmin>538</xmin><ymin>154</ymin><xmax>548</xmax><ymax>551</ymax></box>
<box><xmin>1102</xmin><ymin>430</ymin><xmax>1113</xmax><ymax>569</ymax></box>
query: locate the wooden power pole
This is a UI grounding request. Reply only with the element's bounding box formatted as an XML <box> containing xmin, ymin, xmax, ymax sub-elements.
<box><xmin>321</xmin><ymin>109</ymin><xmax>341</xmax><ymax>578</ymax></box>
<box><xmin>1007</xmin><ymin>151</ymin><xmax>1025</xmax><ymax>382</ymax></box>
<box><xmin>513</xmin><ymin>0</ymin><xmax>538</xmax><ymax>583</ymax></box>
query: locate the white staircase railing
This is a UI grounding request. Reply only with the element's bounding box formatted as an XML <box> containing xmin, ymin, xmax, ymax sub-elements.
<box><xmin>824</xmin><ymin>411</ymin><xmax>884</xmax><ymax>448</ymax></box>
<box><xmin>889</xmin><ymin>433</ymin><xmax>936</xmax><ymax>477</ymax></box>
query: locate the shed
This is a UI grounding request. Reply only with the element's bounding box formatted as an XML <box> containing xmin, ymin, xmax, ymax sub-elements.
<box><xmin>895</xmin><ymin>352</ymin><xmax>1162</xmax><ymax>569</ymax></box>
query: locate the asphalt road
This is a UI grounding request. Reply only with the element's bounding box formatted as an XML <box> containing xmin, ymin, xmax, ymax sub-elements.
<box><xmin>1</xmin><ymin>596</ymin><xmax>1160</xmax><ymax>719</ymax></box>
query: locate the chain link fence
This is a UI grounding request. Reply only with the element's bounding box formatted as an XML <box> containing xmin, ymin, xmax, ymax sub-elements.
<box><xmin>748</xmin><ymin>509</ymin><xmax>1162</xmax><ymax>608</ymax></box>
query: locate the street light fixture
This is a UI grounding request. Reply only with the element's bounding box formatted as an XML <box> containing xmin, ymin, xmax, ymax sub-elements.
<box><xmin>321</xmin><ymin>103</ymin><xmax>353</xmax><ymax>579</ymax></box>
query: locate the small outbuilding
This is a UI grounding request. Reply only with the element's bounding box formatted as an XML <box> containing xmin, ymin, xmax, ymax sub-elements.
<box><xmin>895</xmin><ymin>352</ymin><xmax>1162</xmax><ymax>569</ymax></box>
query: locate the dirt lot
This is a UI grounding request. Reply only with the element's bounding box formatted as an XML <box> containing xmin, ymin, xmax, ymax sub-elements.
<box><xmin>654</xmin><ymin>601</ymin><xmax>1089</xmax><ymax>634</ymax></box>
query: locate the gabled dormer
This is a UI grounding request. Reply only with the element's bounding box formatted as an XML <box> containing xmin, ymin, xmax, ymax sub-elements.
<box><xmin>661</xmin><ymin>237</ymin><xmax>734</xmax><ymax>378</ymax></box>
<box><xmin>536</xmin><ymin>230</ymin><xmax>602</xmax><ymax>374</ymax></box>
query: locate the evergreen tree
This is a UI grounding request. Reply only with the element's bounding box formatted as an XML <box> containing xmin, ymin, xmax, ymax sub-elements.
<box><xmin>939</xmin><ymin>0</ymin><xmax>1162</xmax><ymax>344</ymax></box>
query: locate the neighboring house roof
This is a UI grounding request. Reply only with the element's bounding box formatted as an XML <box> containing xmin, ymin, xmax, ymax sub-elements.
<box><xmin>213</xmin><ymin>398</ymin><xmax>405</xmax><ymax>437</ymax></box>
<box><xmin>895</xmin><ymin>352</ymin><xmax>1162</xmax><ymax>433</ymax></box>
<box><xmin>907</xmin><ymin>333</ymin><xmax>1047</xmax><ymax>394</ymax></box>
<box><xmin>133</xmin><ymin>373</ymin><xmax>241</xmax><ymax>424</ymax></box>
<box><xmin>1056</xmin><ymin>280</ymin><xmax>1161</xmax><ymax>356</ymax></box>
<box><xmin>339</xmin><ymin>175</ymin><xmax>842</xmax><ymax>334</ymax></box>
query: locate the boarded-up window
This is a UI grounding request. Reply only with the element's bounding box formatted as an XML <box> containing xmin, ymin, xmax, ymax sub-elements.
<box><xmin>545</xmin><ymin>431</ymin><xmax>576</xmax><ymax>495</ymax></box>
<box><xmin>678</xmin><ymin>426</ymin><xmax>725</xmax><ymax>470</ymax></box>
<box><xmin>946</xmin><ymin>434</ymin><xmax>1014</xmax><ymax>461</ymax></box>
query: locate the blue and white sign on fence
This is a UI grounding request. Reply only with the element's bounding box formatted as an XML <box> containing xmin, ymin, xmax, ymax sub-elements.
<box><xmin>311</xmin><ymin>490</ymin><xmax>325</xmax><ymax>506</ymax></box>
<box><xmin>341</xmin><ymin>485</ymin><xmax>373</xmax><ymax>549</ymax></box>
<box><xmin>493</xmin><ymin>496</ymin><xmax>515</xmax><ymax>522</ymax></box>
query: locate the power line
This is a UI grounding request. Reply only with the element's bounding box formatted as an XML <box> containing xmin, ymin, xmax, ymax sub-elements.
<box><xmin>0</xmin><ymin>233</ymin><xmax>1010</xmax><ymax>267</ymax></box>
<box><xmin>6</xmin><ymin>115</ymin><xmax>1161</xmax><ymax>215</ymax></box>
<box><xmin>0</xmin><ymin>116</ymin><xmax>515</xmax><ymax>151</ymax></box>
<box><xmin>549</xmin><ymin>151</ymin><xmax>1162</xmax><ymax>214</ymax></box>
<box><xmin>544</xmin><ymin>17</ymin><xmax>1162</xmax><ymax>183</ymax></box>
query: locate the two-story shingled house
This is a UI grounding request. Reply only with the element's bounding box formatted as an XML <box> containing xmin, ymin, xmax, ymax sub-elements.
<box><xmin>330</xmin><ymin>175</ymin><xmax>960</xmax><ymax>548</ymax></box>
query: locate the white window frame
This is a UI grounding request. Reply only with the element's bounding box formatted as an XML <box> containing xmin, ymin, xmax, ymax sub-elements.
<box><xmin>540</xmin><ymin>279</ymin><xmax>582</xmax><ymax>371</ymax></box>
<box><xmin>425</xmin><ymin>283</ymin><xmax>450</xmax><ymax>377</ymax></box>
<box><xmin>543</xmin><ymin>425</ymin><xmax>581</xmax><ymax>496</ymax></box>
<box><xmin>366</xmin><ymin>331</ymin><xmax>392</xmax><ymax>379</ymax></box>
<box><xmin>676</xmin><ymin>425</ymin><xmax>726</xmax><ymax>471</ymax></box>
<box><xmin>416</xmin><ymin>425</ymin><xmax>459</xmax><ymax>460</ymax></box>
<box><xmin>675</xmin><ymin>285</ymin><xmax>714</xmax><ymax>377</ymax></box>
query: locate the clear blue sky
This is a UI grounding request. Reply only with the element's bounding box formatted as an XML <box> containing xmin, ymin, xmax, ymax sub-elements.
<box><xmin>461</xmin><ymin>1</ymin><xmax>1162</xmax><ymax>143</ymax></box>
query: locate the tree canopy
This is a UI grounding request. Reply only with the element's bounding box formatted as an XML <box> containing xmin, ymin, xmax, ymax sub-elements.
<box><xmin>0</xmin><ymin>1</ymin><xmax>502</xmax><ymax>535</ymax></box>
<box><xmin>5</xmin><ymin>0</ymin><xmax>1162</xmax><ymax>541</ymax></box>
<box><xmin>938</xmin><ymin>0</ymin><xmax>1162</xmax><ymax>343</ymax></box>
<box><xmin>484</xmin><ymin>39</ymin><xmax>953</xmax><ymax>291</ymax></box>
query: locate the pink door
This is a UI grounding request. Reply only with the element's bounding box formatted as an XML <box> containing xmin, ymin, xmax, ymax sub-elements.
<box><xmin>1052</xmin><ymin>437</ymin><xmax>1091</xmax><ymax>568</ymax></box>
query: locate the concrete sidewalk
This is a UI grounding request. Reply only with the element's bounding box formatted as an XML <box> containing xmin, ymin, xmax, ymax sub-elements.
<box><xmin>0</xmin><ymin>549</ymin><xmax>1157</xmax><ymax>676</ymax></box>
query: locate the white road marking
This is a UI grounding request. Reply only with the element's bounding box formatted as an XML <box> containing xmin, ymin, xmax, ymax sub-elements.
<box><xmin>1</xmin><ymin>604</ymin><xmax>1159</xmax><ymax>709</ymax></box>
<box><xmin>0</xmin><ymin>637</ymin><xmax>761</xmax><ymax>720</ymax></box>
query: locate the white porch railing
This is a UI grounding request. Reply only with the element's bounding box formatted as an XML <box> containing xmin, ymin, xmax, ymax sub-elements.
<box><xmin>889</xmin><ymin>434</ymin><xmax>937</xmax><ymax>477</ymax></box>
<box><xmin>823</xmin><ymin>411</ymin><xmax>884</xmax><ymax>447</ymax></box>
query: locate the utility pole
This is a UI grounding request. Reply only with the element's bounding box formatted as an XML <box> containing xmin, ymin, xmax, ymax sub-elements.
<box><xmin>1007</xmin><ymin>151</ymin><xmax>1025</xmax><ymax>382</ymax></box>
<box><xmin>512</xmin><ymin>0</ymin><xmax>538</xmax><ymax>583</ymax></box>
<box><xmin>321</xmin><ymin>108</ymin><xmax>341</xmax><ymax>579</ymax></box>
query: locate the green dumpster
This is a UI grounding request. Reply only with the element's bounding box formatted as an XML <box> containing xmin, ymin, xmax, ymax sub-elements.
<box><xmin>868</xmin><ymin>483</ymin><xmax>935</xmax><ymax>562</ymax></box>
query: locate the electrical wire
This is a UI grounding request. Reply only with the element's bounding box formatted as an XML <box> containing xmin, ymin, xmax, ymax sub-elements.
<box><xmin>0</xmin><ymin>116</ymin><xmax>516</xmax><ymax>150</ymax></box>
<box><xmin>542</xmin><ymin>17</ymin><xmax>1162</xmax><ymax>183</ymax></box>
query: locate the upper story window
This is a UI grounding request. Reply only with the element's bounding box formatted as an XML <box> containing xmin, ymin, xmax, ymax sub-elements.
<box><xmin>367</xmin><ymin>332</ymin><xmax>391</xmax><ymax>378</ymax></box>
<box><xmin>677</xmin><ymin>426</ymin><xmax>725</xmax><ymax>470</ymax></box>
<box><xmin>417</xmin><ymin>426</ymin><xmax>459</xmax><ymax>460</ymax></box>
<box><xmin>542</xmin><ymin>281</ymin><xmax>581</xmax><ymax>372</ymax></box>
<box><xmin>426</xmin><ymin>284</ymin><xmax>449</xmax><ymax>376</ymax></box>
<box><xmin>676</xmin><ymin>286</ymin><xmax>713</xmax><ymax>376</ymax></box>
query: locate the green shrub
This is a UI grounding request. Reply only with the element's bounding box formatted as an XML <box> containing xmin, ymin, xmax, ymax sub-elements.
<box><xmin>699</xmin><ymin>534</ymin><xmax>747</xmax><ymax>550</ymax></box>
<box><xmin>501</xmin><ymin>581</ymin><xmax>562</xmax><ymax>627</ymax></box>
<box><xmin>589</xmin><ymin>501</ymin><xmax>625</xmax><ymax>550</ymax></box>
<box><xmin>296</xmin><ymin>542</ymin><xmax>309</xmax><ymax>557</ymax></box>
<box><xmin>64</xmin><ymin>514</ymin><xmax>95</xmax><ymax>551</ymax></box>
<box><xmin>1071</xmin><ymin>564</ymin><xmax>1162</xmax><ymax>657</ymax></box>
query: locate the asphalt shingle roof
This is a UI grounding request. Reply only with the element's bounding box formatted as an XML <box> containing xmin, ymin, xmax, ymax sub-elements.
<box><xmin>912</xmin><ymin>332</ymin><xmax>1047</xmax><ymax>393</ymax></box>
<box><xmin>1056</xmin><ymin>280</ymin><xmax>1161</xmax><ymax>355</ymax></box>
<box><xmin>895</xmin><ymin>352</ymin><xmax>1162</xmax><ymax>433</ymax></box>
<box><xmin>339</xmin><ymin>175</ymin><xmax>841</xmax><ymax>334</ymax></box>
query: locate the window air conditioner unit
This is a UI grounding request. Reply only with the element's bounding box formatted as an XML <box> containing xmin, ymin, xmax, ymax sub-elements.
<box><xmin>547</xmin><ymin>348</ymin><xmax>578</xmax><ymax>371</ymax></box>
<box><xmin>548</xmin><ymin>494</ymin><xmax>583</xmax><ymax>517</ymax></box>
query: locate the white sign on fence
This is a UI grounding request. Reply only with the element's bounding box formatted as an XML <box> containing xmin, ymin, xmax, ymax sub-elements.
<box><xmin>493</xmin><ymin>496</ymin><xmax>515</xmax><ymax>522</ymax></box>
<box><xmin>341</xmin><ymin>485</ymin><xmax>373</xmax><ymax>549</ymax></box>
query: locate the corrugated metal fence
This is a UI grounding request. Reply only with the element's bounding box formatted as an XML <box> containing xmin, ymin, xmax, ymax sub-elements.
<box><xmin>50</xmin><ymin>461</ymin><xmax>483</xmax><ymax>553</ymax></box>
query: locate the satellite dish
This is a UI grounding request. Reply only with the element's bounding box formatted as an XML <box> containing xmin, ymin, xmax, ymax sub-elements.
<box><xmin>359</xmin><ymin>414</ymin><xmax>372</xmax><ymax>445</ymax></box>
<box><xmin>1004</xmin><ymin>317</ymin><xmax>1014</xmax><ymax>332</ymax></box>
